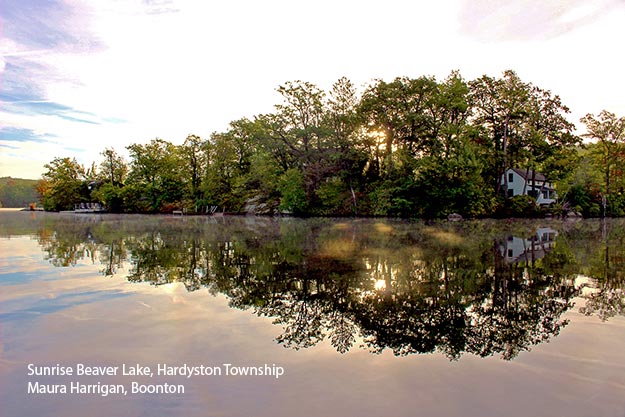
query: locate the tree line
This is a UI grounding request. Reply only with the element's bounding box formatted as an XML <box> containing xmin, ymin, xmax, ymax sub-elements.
<box><xmin>0</xmin><ymin>177</ymin><xmax>39</xmax><ymax>208</ymax></box>
<box><xmin>37</xmin><ymin>70</ymin><xmax>625</xmax><ymax>217</ymax></box>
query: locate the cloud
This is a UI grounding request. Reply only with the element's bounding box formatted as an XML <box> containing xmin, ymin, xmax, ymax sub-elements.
<box><xmin>0</xmin><ymin>56</ymin><xmax>50</xmax><ymax>102</ymax></box>
<box><xmin>0</xmin><ymin>289</ymin><xmax>132</xmax><ymax>323</ymax></box>
<box><xmin>458</xmin><ymin>0</ymin><xmax>623</xmax><ymax>41</ymax></box>
<box><xmin>0</xmin><ymin>126</ymin><xmax>56</xmax><ymax>143</ymax></box>
<box><xmin>143</xmin><ymin>0</ymin><xmax>180</xmax><ymax>15</ymax></box>
<box><xmin>1</xmin><ymin>0</ymin><xmax>624</xmax><ymax>180</ymax></box>
<box><xmin>0</xmin><ymin>0</ymin><xmax>104</xmax><ymax>121</ymax></box>
<box><xmin>0</xmin><ymin>0</ymin><xmax>103</xmax><ymax>53</ymax></box>
<box><xmin>0</xmin><ymin>0</ymin><xmax>119</xmax><ymax>179</ymax></box>
<box><xmin>1</xmin><ymin>94</ymin><xmax>100</xmax><ymax>124</ymax></box>
<box><xmin>0</xmin><ymin>0</ymin><xmax>105</xmax><ymax>112</ymax></box>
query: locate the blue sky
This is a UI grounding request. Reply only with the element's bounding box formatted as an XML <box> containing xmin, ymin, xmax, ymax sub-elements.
<box><xmin>1</xmin><ymin>0</ymin><xmax>624</xmax><ymax>179</ymax></box>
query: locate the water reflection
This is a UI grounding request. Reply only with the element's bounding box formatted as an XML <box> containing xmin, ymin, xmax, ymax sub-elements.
<box><xmin>2</xmin><ymin>213</ymin><xmax>624</xmax><ymax>359</ymax></box>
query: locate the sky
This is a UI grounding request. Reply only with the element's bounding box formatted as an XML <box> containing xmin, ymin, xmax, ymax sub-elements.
<box><xmin>1</xmin><ymin>0</ymin><xmax>624</xmax><ymax>179</ymax></box>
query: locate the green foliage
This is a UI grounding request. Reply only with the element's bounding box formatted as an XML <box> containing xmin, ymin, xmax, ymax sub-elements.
<box><xmin>501</xmin><ymin>195</ymin><xmax>541</xmax><ymax>218</ymax></box>
<box><xmin>119</xmin><ymin>183</ymin><xmax>151</xmax><ymax>213</ymax></box>
<box><xmin>469</xmin><ymin>70</ymin><xmax>579</xmax><ymax>194</ymax></box>
<box><xmin>98</xmin><ymin>148</ymin><xmax>127</xmax><ymax>185</ymax></box>
<box><xmin>40</xmin><ymin>157</ymin><xmax>86</xmax><ymax>211</ymax></box>
<box><xmin>0</xmin><ymin>177</ymin><xmax>39</xmax><ymax>208</ymax></box>
<box><xmin>243</xmin><ymin>150</ymin><xmax>282</xmax><ymax>212</ymax></box>
<box><xmin>201</xmin><ymin>123</ymin><xmax>256</xmax><ymax>212</ymax></box>
<box><xmin>92</xmin><ymin>182</ymin><xmax>124</xmax><ymax>212</ymax></box>
<box><xmin>180</xmin><ymin>134</ymin><xmax>207</xmax><ymax>203</ymax></box>
<box><xmin>36</xmin><ymin>71</ymin><xmax>619</xmax><ymax>218</ymax></box>
<box><xmin>279</xmin><ymin>168</ymin><xmax>308</xmax><ymax>214</ymax></box>
<box><xmin>417</xmin><ymin>156</ymin><xmax>493</xmax><ymax>218</ymax></box>
<box><xmin>607</xmin><ymin>192</ymin><xmax>625</xmax><ymax>217</ymax></box>
<box><xmin>580</xmin><ymin>111</ymin><xmax>625</xmax><ymax>216</ymax></box>
<box><xmin>565</xmin><ymin>184</ymin><xmax>599</xmax><ymax>217</ymax></box>
<box><xmin>126</xmin><ymin>139</ymin><xmax>185</xmax><ymax>212</ymax></box>
<box><xmin>314</xmin><ymin>178</ymin><xmax>352</xmax><ymax>216</ymax></box>
<box><xmin>358</xmin><ymin>75</ymin><xmax>439</xmax><ymax>176</ymax></box>
<box><xmin>365</xmin><ymin>178</ymin><xmax>416</xmax><ymax>217</ymax></box>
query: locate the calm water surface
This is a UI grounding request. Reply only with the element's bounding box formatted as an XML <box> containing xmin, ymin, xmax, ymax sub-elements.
<box><xmin>1</xmin><ymin>210</ymin><xmax>624</xmax><ymax>417</ymax></box>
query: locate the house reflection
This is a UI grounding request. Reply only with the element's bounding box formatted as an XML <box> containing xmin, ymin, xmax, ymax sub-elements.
<box><xmin>499</xmin><ymin>227</ymin><xmax>557</xmax><ymax>264</ymax></box>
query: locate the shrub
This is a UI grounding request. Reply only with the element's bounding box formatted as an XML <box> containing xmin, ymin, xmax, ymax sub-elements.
<box><xmin>502</xmin><ymin>195</ymin><xmax>541</xmax><ymax>218</ymax></box>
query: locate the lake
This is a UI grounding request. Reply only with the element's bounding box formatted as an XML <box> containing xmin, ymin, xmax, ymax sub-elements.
<box><xmin>1</xmin><ymin>210</ymin><xmax>624</xmax><ymax>417</ymax></box>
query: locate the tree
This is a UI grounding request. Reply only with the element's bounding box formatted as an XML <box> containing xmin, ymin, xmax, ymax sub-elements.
<box><xmin>99</xmin><ymin>148</ymin><xmax>128</xmax><ymax>185</ymax></box>
<box><xmin>324</xmin><ymin>77</ymin><xmax>368</xmax><ymax>214</ymax></box>
<box><xmin>417</xmin><ymin>141</ymin><xmax>493</xmax><ymax>218</ymax></box>
<box><xmin>202</xmin><ymin>120</ymin><xmax>258</xmax><ymax>212</ymax></box>
<box><xmin>279</xmin><ymin>168</ymin><xmax>308</xmax><ymax>214</ymax></box>
<box><xmin>273</xmin><ymin>80</ymin><xmax>327</xmax><ymax>166</ymax></box>
<box><xmin>413</xmin><ymin>72</ymin><xmax>494</xmax><ymax>218</ymax></box>
<box><xmin>358</xmin><ymin>76</ymin><xmax>438</xmax><ymax>176</ymax></box>
<box><xmin>515</xmin><ymin>86</ymin><xmax>578</xmax><ymax>180</ymax></box>
<box><xmin>356</xmin><ymin>76</ymin><xmax>443</xmax><ymax>215</ymax></box>
<box><xmin>580</xmin><ymin>110</ymin><xmax>625</xmax><ymax>216</ymax></box>
<box><xmin>91</xmin><ymin>148</ymin><xmax>128</xmax><ymax>212</ymax></box>
<box><xmin>258</xmin><ymin>81</ymin><xmax>333</xmax><ymax>204</ymax></box>
<box><xmin>180</xmin><ymin>134</ymin><xmax>207</xmax><ymax>206</ymax></box>
<box><xmin>31</xmin><ymin>70</ymin><xmax>597</xmax><ymax>217</ymax></box>
<box><xmin>469</xmin><ymin>70</ymin><xmax>579</xmax><ymax>200</ymax></box>
<box><xmin>257</xmin><ymin>80</ymin><xmax>360</xmax><ymax>212</ymax></box>
<box><xmin>425</xmin><ymin>71</ymin><xmax>471</xmax><ymax>158</ymax></box>
<box><xmin>40</xmin><ymin>157</ymin><xmax>86</xmax><ymax>211</ymax></box>
<box><xmin>126</xmin><ymin>139</ymin><xmax>184</xmax><ymax>212</ymax></box>
<box><xmin>469</xmin><ymin>70</ymin><xmax>530</xmax><ymax>194</ymax></box>
<box><xmin>245</xmin><ymin>150</ymin><xmax>282</xmax><ymax>212</ymax></box>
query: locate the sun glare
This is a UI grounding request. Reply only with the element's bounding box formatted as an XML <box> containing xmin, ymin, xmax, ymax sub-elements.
<box><xmin>374</xmin><ymin>279</ymin><xmax>387</xmax><ymax>291</ymax></box>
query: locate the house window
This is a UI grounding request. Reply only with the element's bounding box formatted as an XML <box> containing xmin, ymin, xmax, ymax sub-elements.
<box><xmin>507</xmin><ymin>189</ymin><xmax>514</xmax><ymax>198</ymax></box>
<box><xmin>542</xmin><ymin>191</ymin><xmax>548</xmax><ymax>199</ymax></box>
<box><xmin>508</xmin><ymin>249</ymin><xmax>513</xmax><ymax>258</ymax></box>
<box><xmin>508</xmin><ymin>173</ymin><xmax>514</xmax><ymax>183</ymax></box>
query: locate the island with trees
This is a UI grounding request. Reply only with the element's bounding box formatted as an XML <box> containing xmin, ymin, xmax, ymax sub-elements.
<box><xmin>36</xmin><ymin>70</ymin><xmax>625</xmax><ymax>218</ymax></box>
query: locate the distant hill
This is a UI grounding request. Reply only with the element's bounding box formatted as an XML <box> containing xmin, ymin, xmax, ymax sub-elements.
<box><xmin>0</xmin><ymin>177</ymin><xmax>40</xmax><ymax>208</ymax></box>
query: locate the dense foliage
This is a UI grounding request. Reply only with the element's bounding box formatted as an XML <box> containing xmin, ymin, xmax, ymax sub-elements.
<box><xmin>0</xmin><ymin>177</ymin><xmax>39</xmax><ymax>208</ymax></box>
<box><xmin>37</xmin><ymin>70</ymin><xmax>625</xmax><ymax>217</ymax></box>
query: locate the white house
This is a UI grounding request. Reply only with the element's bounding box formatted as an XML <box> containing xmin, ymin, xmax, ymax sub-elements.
<box><xmin>501</xmin><ymin>168</ymin><xmax>557</xmax><ymax>205</ymax></box>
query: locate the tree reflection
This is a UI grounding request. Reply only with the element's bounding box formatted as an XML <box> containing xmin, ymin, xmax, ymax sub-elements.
<box><xmin>26</xmin><ymin>215</ymin><xmax>625</xmax><ymax>359</ymax></box>
<box><xmin>577</xmin><ymin>220</ymin><xmax>625</xmax><ymax>320</ymax></box>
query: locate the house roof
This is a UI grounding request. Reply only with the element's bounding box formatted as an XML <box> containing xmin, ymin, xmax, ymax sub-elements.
<box><xmin>510</xmin><ymin>168</ymin><xmax>548</xmax><ymax>182</ymax></box>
